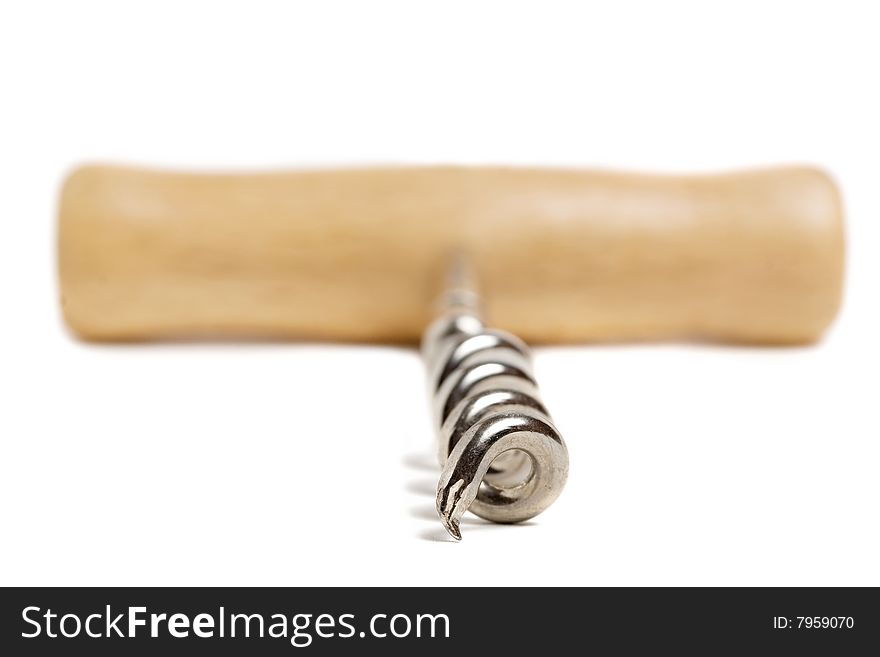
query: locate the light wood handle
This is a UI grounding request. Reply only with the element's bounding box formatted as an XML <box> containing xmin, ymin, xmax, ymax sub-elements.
<box><xmin>58</xmin><ymin>165</ymin><xmax>844</xmax><ymax>344</ymax></box>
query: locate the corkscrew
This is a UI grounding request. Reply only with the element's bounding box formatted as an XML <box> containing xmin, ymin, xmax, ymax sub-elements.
<box><xmin>58</xmin><ymin>165</ymin><xmax>844</xmax><ymax>541</ymax></box>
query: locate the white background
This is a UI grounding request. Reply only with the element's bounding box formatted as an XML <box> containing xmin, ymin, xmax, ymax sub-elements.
<box><xmin>1</xmin><ymin>1</ymin><xmax>877</xmax><ymax>586</ymax></box>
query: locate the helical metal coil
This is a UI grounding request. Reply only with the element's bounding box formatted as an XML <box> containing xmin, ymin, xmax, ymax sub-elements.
<box><xmin>422</xmin><ymin>309</ymin><xmax>569</xmax><ymax>540</ymax></box>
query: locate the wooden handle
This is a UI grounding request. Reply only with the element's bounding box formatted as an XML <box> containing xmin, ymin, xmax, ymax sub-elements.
<box><xmin>58</xmin><ymin>165</ymin><xmax>844</xmax><ymax>344</ymax></box>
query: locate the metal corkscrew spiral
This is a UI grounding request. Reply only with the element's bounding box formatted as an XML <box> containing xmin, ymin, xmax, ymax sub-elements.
<box><xmin>421</xmin><ymin>256</ymin><xmax>569</xmax><ymax>540</ymax></box>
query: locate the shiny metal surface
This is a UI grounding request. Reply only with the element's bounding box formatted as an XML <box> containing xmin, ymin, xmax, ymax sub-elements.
<box><xmin>422</xmin><ymin>257</ymin><xmax>569</xmax><ymax>540</ymax></box>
